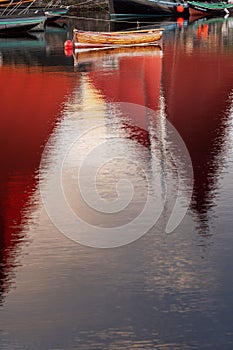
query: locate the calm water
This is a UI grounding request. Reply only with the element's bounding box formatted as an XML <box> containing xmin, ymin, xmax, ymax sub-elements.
<box><xmin>0</xmin><ymin>14</ymin><xmax>233</xmax><ymax>350</ymax></box>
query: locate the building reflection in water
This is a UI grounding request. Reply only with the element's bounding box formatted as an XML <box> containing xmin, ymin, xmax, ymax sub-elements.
<box><xmin>163</xmin><ymin>18</ymin><xmax>233</xmax><ymax>234</ymax></box>
<box><xmin>0</xmin><ymin>18</ymin><xmax>233</xmax><ymax>347</ymax></box>
<box><xmin>0</xmin><ymin>54</ymin><xmax>76</xmax><ymax>303</ymax></box>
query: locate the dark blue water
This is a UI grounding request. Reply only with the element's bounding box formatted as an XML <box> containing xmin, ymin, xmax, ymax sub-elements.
<box><xmin>0</xmin><ymin>15</ymin><xmax>233</xmax><ymax>350</ymax></box>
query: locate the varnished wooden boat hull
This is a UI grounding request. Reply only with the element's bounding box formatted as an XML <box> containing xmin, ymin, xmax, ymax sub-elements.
<box><xmin>74</xmin><ymin>45</ymin><xmax>162</xmax><ymax>68</ymax></box>
<box><xmin>73</xmin><ymin>29</ymin><xmax>163</xmax><ymax>47</ymax></box>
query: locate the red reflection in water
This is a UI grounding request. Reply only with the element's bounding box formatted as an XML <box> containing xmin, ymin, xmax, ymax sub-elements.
<box><xmin>1</xmin><ymin>24</ymin><xmax>233</xmax><ymax>302</ymax></box>
<box><xmin>0</xmin><ymin>65</ymin><xmax>75</xmax><ymax>302</ymax></box>
<box><xmin>81</xmin><ymin>29</ymin><xmax>233</xmax><ymax>232</ymax></box>
<box><xmin>197</xmin><ymin>24</ymin><xmax>209</xmax><ymax>40</ymax></box>
<box><xmin>163</xmin><ymin>30</ymin><xmax>233</xmax><ymax>229</ymax></box>
<box><xmin>81</xmin><ymin>46</ymin><xmax>162</xmax><ymax>147</ymax></box>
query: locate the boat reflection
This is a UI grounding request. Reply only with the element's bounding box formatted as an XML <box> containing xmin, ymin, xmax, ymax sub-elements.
<box><xmin>0</xmin><ymin>26</ymin><xmax>73</xmax><ymax>68</ymax></box>
<box><xmin>76</xmin><ymin>45</ymin><xmax>162</xmax><ymax>113</ymax></box>
<box><xmin>72</xmin><ymin>45</ymin><xmax>165</xmax><ymax>182</ymax></box>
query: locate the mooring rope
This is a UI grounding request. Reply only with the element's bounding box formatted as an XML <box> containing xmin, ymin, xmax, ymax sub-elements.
<box><xmin>64</xmin><ymin>13</ymin><xmax>174</xmax><ymax>26</ymax></box>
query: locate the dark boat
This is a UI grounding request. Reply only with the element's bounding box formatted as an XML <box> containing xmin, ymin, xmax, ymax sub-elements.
<box><xmin>0</xmin><ymin>0</ymin><xmax>69</xmax><ymax>23</ymax></box>
<box><xmin>109</xmin><ymin>0</ymin><xmax>189</xmax><ymax>18</ymax></box>
<box><xmin>43</xmin><ymin>5</ymin><xmax>69</xmax><ymax>22</ymax></box>
<box><xmin>0</xmin><ymin>12</ymin><xmax>46</xmax><ymax>34</ymax></box>
<box><xmin>187</xmin><ymin>1</ymin><xmax>233</xmax><ymax>17</ymax></box>
<box><xmin>18</xmin><ymin>4</ymin><xmax>70</xmax><ymax>23</ymax></box>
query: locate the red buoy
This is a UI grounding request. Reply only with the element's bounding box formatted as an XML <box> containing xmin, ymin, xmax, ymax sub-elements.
<box><xmin>177</xmin><ymin>17</ymin><xmax>184</xmax><ymax>27</ymax></box>
<box><xmin>64</xmin><ymin>40</ymin><xmax>73</xmax><ymax>49</ymax></box>
<box><xmin>177</xmin><ymin>4</ymin><xmax>184</xmax><ymax>12</ymax></box>
<box><xmin>64</xmin><ymin>48</ymin><xmax>73</xmax><ymax>57</ymax></box>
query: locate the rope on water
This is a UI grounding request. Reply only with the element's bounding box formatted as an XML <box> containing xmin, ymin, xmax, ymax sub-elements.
<box><xmin>63</xmin><ymin>14</ymin><xmax>176</xmax><ymax>26</ymax></box>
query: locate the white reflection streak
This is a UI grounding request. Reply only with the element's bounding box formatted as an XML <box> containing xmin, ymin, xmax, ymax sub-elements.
<box><xmin>39</xmin><ymin>76</ymin><xmax>193</xmax><ymax>247</ymax></box>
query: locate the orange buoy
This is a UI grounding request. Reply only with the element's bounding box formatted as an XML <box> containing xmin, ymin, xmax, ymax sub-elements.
<box><xmin>177</xmin><ymin>4</ymin><xmax>184</xmax><ymax>12</ymax></box>
<box><xmin>64</xmin><ymin>40</ymin><xmax>73</xmax><ymax>49</ymax></box>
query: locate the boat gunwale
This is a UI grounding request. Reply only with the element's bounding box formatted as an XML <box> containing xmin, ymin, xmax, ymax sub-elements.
<box><xmin>187</xmin><ymin>0</ymin><xmax>233</xmax><ymax>10</ymax></box>
<box><xmin>73</xmin><ymin>29</ymin><xmax>163</xmax><ymax>46</ymax></box>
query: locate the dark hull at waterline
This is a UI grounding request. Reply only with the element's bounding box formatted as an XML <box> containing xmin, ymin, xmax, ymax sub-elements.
<box><xmin>18</xmin><ymin>5</ymin><xmax>70</xmax><ymax>22</ymax></box>
<box><xmin>187</xmin><ymin>1</ymin><xmax>233</xmax><ymax>17</ymax></box>
<box><xmin>0</xmin><ymin>13</ymin><xmax>45</xmax><ymax>34</ymax></box>
<box><xmin>109</xmin><ymin>0</ymin><xmax>189</xmax><ymax>18</ymax></box>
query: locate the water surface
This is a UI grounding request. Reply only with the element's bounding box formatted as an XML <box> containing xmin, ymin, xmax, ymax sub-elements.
<box><xmin>0</xmin><ymin>15</ymin><xmax>233</xmax><ymax>350</ymax></box>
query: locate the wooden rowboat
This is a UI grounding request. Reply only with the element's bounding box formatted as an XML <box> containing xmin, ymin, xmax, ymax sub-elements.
<box><xmin>73</xmin><ymin>29</ymin><xmax>163</xmax><ymax>48</ymax></box>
